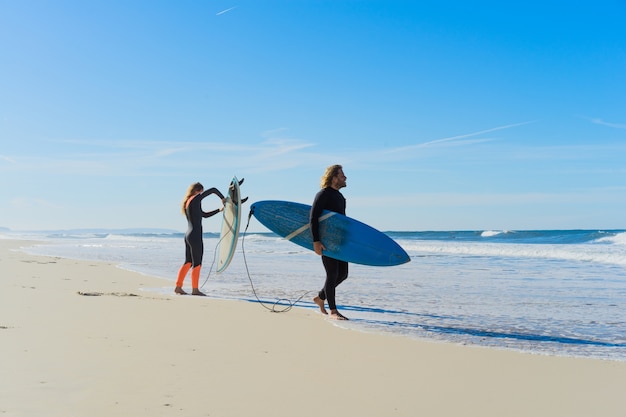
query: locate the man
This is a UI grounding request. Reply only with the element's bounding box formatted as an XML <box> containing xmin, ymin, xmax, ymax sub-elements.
<box><xmin>310</xmin><ymin>164</ymin><xmax>349</xmax><ymax>320</ymax></box>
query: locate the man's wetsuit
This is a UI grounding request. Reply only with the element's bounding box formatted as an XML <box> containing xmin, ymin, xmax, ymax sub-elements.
<box><xmin>184</xmin><ymin>187</ymin><xmax>225</xmax><ymax>267</ymax></box>
<box><xmin>310</xmin><ymin>187</ymin><xmax>348</xmax><ymax>311</ymax></box>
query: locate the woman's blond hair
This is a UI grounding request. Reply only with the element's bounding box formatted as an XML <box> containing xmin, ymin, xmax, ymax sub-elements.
<box><xmin>181</xmin><ymin>182</ymin><xmax>204</xmax><ymax>215</ymax></box>
<box><xmin>320</xmin><ymin>164</ymin><xmax>343</xmax><ymax>189</ymax></box>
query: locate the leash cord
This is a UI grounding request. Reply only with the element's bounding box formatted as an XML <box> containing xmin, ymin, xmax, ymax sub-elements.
<box><xmin>241</xmin><ymin>209</ymin><xmax>311</xmax><ymax>313</ymax></box>
<box><xmin>201</xmin><ymin>207</ymin><xmax>311</xmax><ymax>313</ymax></box>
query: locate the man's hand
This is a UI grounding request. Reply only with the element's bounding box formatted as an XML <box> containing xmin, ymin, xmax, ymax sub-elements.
<box><xmin>313</xmin><ymin>241</ymin><xmax>325</xmax><ymax>256</ymax></box>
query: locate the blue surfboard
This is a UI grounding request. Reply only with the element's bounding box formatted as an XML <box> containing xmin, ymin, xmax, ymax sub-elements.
<box><xmin>250</xmin><ymin>200</ymin><xmax>410</xmax><ymax>266</ymax></box>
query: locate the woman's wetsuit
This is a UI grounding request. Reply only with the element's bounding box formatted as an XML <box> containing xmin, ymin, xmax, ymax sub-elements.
<box><xmin>184</xmin><ymin>187</ymin><xmax>225</xmax><ymax>267</ymax></box>
<box><xmin>310</xmin><ymin>187</ymin><xmax>348</xmax><ymax>310</ymax></box>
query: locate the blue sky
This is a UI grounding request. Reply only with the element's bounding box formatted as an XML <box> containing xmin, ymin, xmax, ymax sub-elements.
<box><xmin>1</xmin><ymin>1</ymin><xmax>625</xmax><ymax>232</ymax></box>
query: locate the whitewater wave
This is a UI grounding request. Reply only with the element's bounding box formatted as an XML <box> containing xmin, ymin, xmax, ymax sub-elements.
<box><xmin>595</xmin><ymin>231</ymin><xmax>626</xmax><ymax>246</ymax></box>
<box><xmin>399</xmin><ymin>240</ymin><xmax>626</xmax><ymax>266</ymax></box>
<box><xmin>481</xmin><ymin>230</ymin><xmax>510</xmax><ymax>238</ymax></box>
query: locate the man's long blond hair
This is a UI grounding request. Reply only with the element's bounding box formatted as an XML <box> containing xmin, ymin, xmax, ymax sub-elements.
<box><xmin>181</xmin><ymin>182</ymin><xmax>203</xmax><ymax>215</ymax></box>
<box><xmin>320</xmin><ymin>164</ymin><xmax>343</xmax><ymax>189</ymax></box>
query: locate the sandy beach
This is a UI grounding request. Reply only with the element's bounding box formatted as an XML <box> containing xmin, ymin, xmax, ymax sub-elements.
<box><xmin>1</xmin><ymin>238</ymin><xmax>626</xmax><ymax>417</ymax></box>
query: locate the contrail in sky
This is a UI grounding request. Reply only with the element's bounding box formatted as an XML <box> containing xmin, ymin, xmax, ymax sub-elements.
<box><xmin>384</xmin><ymin>121</ymin><xmax>535</xmax><ymax>154</ymax></box>
<box><xmin>419</xmin><ymin>121</ymin><xmax>535</xmax><ymax>147</ymax></box>
<box><xmin>216</xmin><ymin>6</ymin><xmax>237</xmax><ymax>16</ymax></box>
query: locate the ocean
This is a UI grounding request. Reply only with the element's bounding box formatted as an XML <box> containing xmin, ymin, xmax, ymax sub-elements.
<box><xmin>4</xmin><ymin>227</ymin><xmax>626</xmax><ymax>361</ymax></box>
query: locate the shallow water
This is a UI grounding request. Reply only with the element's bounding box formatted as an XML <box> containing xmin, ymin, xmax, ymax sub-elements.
<box><xmin>8</xmin><ymin>228</ymin><xmax>626</xmax><ymax>361</ymax></box>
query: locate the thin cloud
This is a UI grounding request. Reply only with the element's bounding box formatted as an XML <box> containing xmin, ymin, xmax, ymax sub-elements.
<box><xmin>258</xmin><ymin>138</ymin><xmax>315</xmax><ymax>156</ymax></box>
<box><xmin>353</xmin><ymin>188</ymin><xmax>626</xmax><ymax>209</ymax></box>
<box><xmin>238</xmin><ymin>138</ymin><xmax>323</xmax><ymax>173</ymax></box>
<box><xmin>51</xmin><ymin>138</ymin><xmax>254</xmax><ymax>154</ymax></box>
<box><xmin>216</xmin><ymin>6</ymin><xmax>237</xmax><ymax>16</ymax></box>
<box><xmin>6</xmin><ymin>136</ymin><xmax>323</xmax><ymax>176</ymax></box>
<box><xmin>589</xmin><ymin>118</ymin><xmax>626</xmax><ymax>130</ymax></box>
<box><xmin>10</xmin><ymin>197</ymin><xmax>60</xmax><ymax>210</ymax></box>
<box><xmin>0</xmin><ymin>154</ymin><xmax>16</xmax><ymax>164</ymax></box>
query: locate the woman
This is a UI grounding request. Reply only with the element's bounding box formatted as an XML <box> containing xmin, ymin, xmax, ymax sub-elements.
<box><xmin>175</xmin><ymin>182</ymin><xmax>226</xmax><ymax>296</ymax></box>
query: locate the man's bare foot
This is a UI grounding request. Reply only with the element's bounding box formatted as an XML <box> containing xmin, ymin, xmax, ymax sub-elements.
<box><xmin>175</xmin><ymin>286</ymin><xmax>187</xmax><ymax>295</ymax></box>
<box><xmin>191</xmin><ymin>289</ymin><xmax>206</xmax><ymax>296</ymax></box>
<box><xmin>329</xmin><ymin>310</ymin><xmax>348</xmax><ymax>320</ymax></box>
<box><xmin>313</xmin><ymin>296</ymin><xmax>328</xmax><ymax>315</ymax></box>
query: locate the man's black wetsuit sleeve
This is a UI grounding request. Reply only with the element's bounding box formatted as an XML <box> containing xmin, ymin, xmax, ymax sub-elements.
<box><xmin>310</xmin><ymin>189</ymin><xmax>328</xmax><ymax>242</ymax></box>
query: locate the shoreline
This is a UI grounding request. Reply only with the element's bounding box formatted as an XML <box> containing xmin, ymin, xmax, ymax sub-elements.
<box><xmin>2</xmin><ymin>238</ymin><xmax>626</xmax><ymax>416</ymax></box>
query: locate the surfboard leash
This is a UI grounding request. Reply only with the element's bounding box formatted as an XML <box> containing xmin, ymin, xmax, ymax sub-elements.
<box><xmin>241</xmin><ymin>208</ymin><xmax>312</xmax><ymax>313</ymax></box>
<box><xmin>199</xmin><ymin>232</ymin><xmax>226</xmax><ymax>290</ymax></box>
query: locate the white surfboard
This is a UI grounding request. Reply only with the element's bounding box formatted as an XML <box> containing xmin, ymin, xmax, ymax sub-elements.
<box><xmin>216</xmin><ymin>176</ymin><xmax>242</xmax><ymax>273</ymax></box>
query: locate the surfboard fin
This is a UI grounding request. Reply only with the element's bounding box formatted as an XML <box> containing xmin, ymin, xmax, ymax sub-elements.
<box><xmin>230</xmin><ymin>178</ymin><xmax>244</xmax><ymax>190</ymax></box>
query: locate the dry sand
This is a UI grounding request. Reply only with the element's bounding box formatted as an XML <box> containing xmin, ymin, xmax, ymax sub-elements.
<box><xmin>1</xmin><ymin>238</ymin><xmax>625</xmax><ymax>417</ymax></box>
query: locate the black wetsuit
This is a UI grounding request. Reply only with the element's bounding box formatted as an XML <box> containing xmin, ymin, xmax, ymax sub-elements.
<box><xmin>184</xmin><ymin>188</ymin><xmax>225</xmax><ymax>267</ymax></box>
<box><xmin>310</xmin><ymin>187</ymin><xmax>348</xmax><ymax>310</ymax></box>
